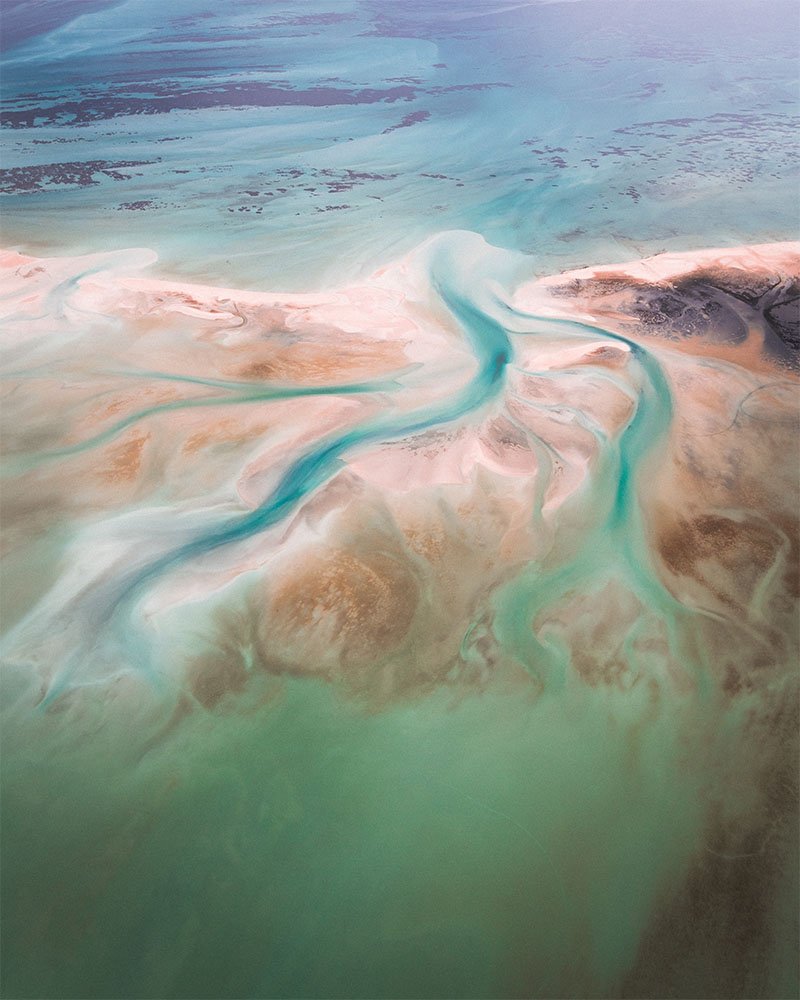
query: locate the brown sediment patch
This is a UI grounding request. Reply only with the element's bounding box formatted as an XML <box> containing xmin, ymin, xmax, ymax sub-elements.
<box><xmin>621</xmin><ymin>685</ymin><xmax>799</xmax><ymax>999</ymax></box>
<box><xmin>660</xmin><ymin>513</ymin><xmax>771</xmax><ymax>574</ymax></box>
<box><xmin>100</xmin><ymin>432</ymin><xmax>149</xmax><ymax>483</ymax></box>
<box><xmin>267</xmin><ymin>546</ymin><xmax>418</xmax><ymax>671</ymax></box>
<box><xmin>84</xmin><ymin>385</ymin><xmax>182</xmax><ymax>425</ymax></box>
<box><xmin>403</xmin><ymin>519</ymin><xmax>448</xmax><ymax>564</ymax></box>
<box><xmin>233</xmin><ymin>360</ymin><xmax>281</xmax><ymax>380</ymax></box>
<box><xmin>663</xmin><ymin>402</ymin><xmax>797</xmax><ymax>519</ymax></box>
<box><xmin>656</xmin><ymin>511</ymin><xmax>792</xmax><ymax>617</ymax></box>
<box><xmin>189</xmin><ymin>648</ymin><xmax>249</xmax><ymax>710</ymax></box>
<box><xmin>237</xmin><ymin>475</ymin><xmax>537</xmax><ymax>704</ymax></box>
<box><xmin>182</xmin><ymin>418</ymin><xmax>270</xmax><ymax>455</ymax></box>
<box><xmin>226</xmin><ymin>336</ymin><xmax>409</xmax><ymax>384</ymax></box>
<box><xmin>642</xmin><ymin>416</ymin><xmax>798</xmax><ymax>687</ymax></box>
<box><xmin>698</xmin><ymin>613</ymin><xmax>787</xmax><ymax>690</ymax></box>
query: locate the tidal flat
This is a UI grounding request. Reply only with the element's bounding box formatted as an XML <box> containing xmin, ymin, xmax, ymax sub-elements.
<box><xmin>1</xmin><ymin>2</ymin><xmax>798</xmax><ymax>998</ymax></box>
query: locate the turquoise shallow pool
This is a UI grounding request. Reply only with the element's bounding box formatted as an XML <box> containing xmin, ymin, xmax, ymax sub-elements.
<box><xmin>2</xmin><ymin>0</ymin><xmax>797</xmax><ymax>289</ymax></box>
<box><xmin>1</xmin><ymin>3</ymin><xmax>798</xmax><ymax>999</ymax></box>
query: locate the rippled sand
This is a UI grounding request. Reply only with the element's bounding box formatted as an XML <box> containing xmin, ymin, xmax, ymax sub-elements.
<box><xmin>1</xmin><ymin>237</ymin><xmax>798</xmax><ymax>998</ymax></box>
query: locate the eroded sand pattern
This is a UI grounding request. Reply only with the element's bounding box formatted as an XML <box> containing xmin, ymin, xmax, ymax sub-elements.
<box><xmin>1</xmin><ymin>238</ymin><xmax>797</xmax><ymax>998</ymax></box>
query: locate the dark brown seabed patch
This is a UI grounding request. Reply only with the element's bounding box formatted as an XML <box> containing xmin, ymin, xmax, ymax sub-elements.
<box><xmin>549</xmin><ymin>253</ymin><xmax>800</xmax><ymax>369</ymax></box>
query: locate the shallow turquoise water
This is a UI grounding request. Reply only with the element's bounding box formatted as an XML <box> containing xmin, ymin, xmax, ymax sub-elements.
<box><xmin>2</xmin><ymin>0</ymin><xmax>797</xmax><ymax>288</ymax></box>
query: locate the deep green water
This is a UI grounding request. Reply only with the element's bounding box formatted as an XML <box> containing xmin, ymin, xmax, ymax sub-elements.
<box><xmin>0</xmin><ymin>672</ymin><xmax>723</xmax><ymax>998</ymax></box>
